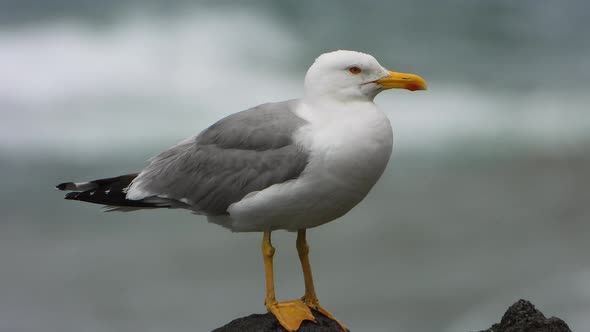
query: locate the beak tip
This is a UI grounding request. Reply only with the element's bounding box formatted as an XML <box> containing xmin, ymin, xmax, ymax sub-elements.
<box><xmin>406</xmin><ymin>83</ymin><xmax>427</xmax><ymax>91</ymax></box>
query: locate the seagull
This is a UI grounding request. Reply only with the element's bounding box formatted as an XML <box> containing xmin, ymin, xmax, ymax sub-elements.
<box><xmin>56</xmin><ymin>50</ymin><xmax>427</xmax><ymax>331</ymax></box>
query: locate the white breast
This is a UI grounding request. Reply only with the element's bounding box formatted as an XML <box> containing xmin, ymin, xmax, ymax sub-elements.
<box><xmin>215</xmin><ymin>101</ymin><xmax>393</xmax><ymax>232</ymax></box>
<box><xmin>300</xmin><ymin>101</ymin><xmax>393</xmax><ymax>192</ymax></box>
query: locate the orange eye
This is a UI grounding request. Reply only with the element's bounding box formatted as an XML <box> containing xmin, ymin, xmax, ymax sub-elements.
<box><xmin>348</xmin><ymin>66</ymin><xmax>362</xmax><ymax>74</ymax></box>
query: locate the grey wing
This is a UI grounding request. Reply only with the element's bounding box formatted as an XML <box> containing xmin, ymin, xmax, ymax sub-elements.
<box><xmin>126</xmin><ymin>99</ymin><xmax>309</xmax><ymax>216</ymax></box>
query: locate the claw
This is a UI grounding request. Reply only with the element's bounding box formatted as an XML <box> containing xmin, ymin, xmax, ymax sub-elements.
<box><xmin>303</xmin><ymin>298</ymin><xmax>348</xmax><ymax>331</ymax></box>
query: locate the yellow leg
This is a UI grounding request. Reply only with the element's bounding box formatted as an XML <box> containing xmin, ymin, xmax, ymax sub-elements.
<box><xmin>262</xmin><ymin>231</ymin><xmax>315</xmax><ymax>331</ymax></box>
<box><xmin>297</xmin><ymin>230</ymin><xmax>348</xmax><ymax>331</ymax></box>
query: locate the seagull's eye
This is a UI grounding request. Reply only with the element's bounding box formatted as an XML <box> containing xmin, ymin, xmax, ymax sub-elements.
<box><xmin>348</xmin><ymin>66</ymin><xmax>362</xmax><ymax>75</ymax></box>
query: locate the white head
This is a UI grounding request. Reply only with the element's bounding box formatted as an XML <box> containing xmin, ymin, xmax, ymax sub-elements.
<box><xmin>304</xmin><ymin>50</ymin><xmax>426</xmax><ymax>102</ymax></box>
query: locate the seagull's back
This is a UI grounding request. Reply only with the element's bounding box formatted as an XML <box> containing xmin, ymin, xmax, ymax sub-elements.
<box><xmin>126</xmin><ymin>99</ymin><xmax>310</xmax><ymax>220</ymax></box>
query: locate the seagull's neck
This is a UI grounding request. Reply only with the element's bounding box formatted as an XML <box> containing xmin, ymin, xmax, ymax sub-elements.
<box><xmin>302</xmin><ymin>95</ymin><xmax>375</xmax><ymax>111</ymax></box>
<box><xmin>298</xmin><ymin>96</ymin><xmax>380</xmax><ymax>124</ymax></box>
<box><xmin>303</xmin><ymin>86</ymin><xmax>376</xmax><ymax>105</ymax></box>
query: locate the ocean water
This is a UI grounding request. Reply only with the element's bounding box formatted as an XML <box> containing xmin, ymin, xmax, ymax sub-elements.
<box><xmin>1</xmin><ymin>1</ymin><xmax>590</xmax><ymax>331</ymax></box>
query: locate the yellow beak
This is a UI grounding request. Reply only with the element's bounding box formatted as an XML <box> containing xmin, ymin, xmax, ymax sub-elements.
<box><xmin>373</xmin><ymin>70</ymin><xmax>427</xmax><ymax>91</ymax></box>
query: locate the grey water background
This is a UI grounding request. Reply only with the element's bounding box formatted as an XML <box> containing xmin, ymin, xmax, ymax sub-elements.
<box><xmin>1</xmin><ymin>1</ymin><xmax>590</xmax><ymax>331</ymax></box>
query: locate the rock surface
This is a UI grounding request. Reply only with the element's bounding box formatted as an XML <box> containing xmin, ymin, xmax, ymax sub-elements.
<box><xmin>213</xmin><ymin>299</ymin><xmax>571</xmax><ymax>332</ymax></box>
<box><xmin>212</xmin><ymin>309</ymin><xmax>348</xmax><ymax>332</ymax></box>
<box><xmin>478</xmin><ymin>299</ymin><xmax>571</xmax><ymax>332</ymax></box>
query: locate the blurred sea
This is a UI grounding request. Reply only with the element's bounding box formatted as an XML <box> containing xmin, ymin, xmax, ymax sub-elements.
<box><xmin>1</xmin><ymin>1</ymin><xmax>589</xmax><ymax>331</ymax></box>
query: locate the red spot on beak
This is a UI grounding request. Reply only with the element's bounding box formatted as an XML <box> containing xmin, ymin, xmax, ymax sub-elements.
<box><xmin>406</xmin><ymin>83</ymin><xmax>422</xmax><ymax>91</ymax></box>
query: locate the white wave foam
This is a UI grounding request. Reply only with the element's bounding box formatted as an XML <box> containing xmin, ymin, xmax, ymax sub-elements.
<box><xmin>0</xmin><ymin>9</ymin><xmax>300</xmax><ymax>155</ymax></box>
<box><xmin>1</xmin><ymin>10</ymin><xmax>589</xmax><ymax>157</ymax></box>
<box><xmin>382</xmin><ymin>86</ymin><xmax>590</xmax><ymax>153</ymax></box>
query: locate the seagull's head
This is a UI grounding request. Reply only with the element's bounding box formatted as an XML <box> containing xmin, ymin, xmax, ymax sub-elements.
<box><xmin>304</xmin><ymin>50</ymin><xmax>427</xmax><ymax>102</ymax></box>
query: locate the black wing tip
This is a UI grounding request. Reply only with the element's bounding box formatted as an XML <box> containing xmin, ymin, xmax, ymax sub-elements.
<box><xmin>64</xmin><ymin>192</ymin><xmax>80</xmax><ymax>200</ymax></box>
<box><xmin>56</xmin><ymin>182</ymin><xmax>72</xmax><ymax>191</ymax></box>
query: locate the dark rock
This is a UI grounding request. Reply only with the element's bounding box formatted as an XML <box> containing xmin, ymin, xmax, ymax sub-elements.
<box><xmin>478</xmin><ymin>299</ymin><xmax>571</xmax><ymax>332</ymax></box>
<box><xmin>214</xmin><ymin>299</ymin><xmax>571</xmax><ymax>332</ymax></box>
<box><xmin>213</xmin><ymin>309</ymin><xmax>349</xmax><ymax>332</ymax></box>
